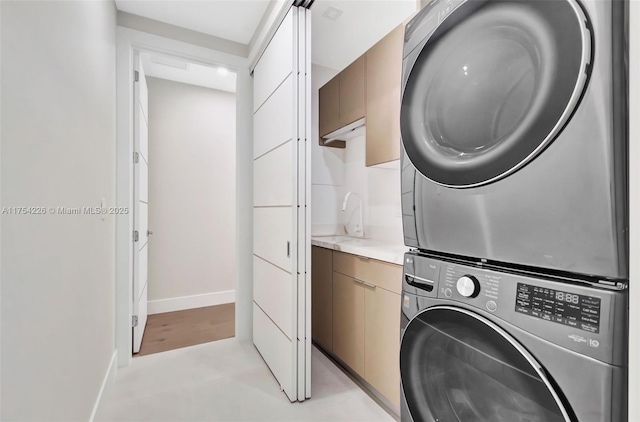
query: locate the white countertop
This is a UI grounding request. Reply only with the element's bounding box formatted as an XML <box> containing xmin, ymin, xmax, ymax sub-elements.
<box><xmin>311</xmin><ymin>235</ymin><xmax>410</xmax><ymax>265</ymax></box>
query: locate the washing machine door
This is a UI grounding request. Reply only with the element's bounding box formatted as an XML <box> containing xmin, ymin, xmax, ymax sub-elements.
<box><xmin>400</xmin><ymin>306</ymin><xmax>572</xmax><ymax>422</ymax></box>
<box><xmin>400</xmin><ymin>0</ymin><xmax>591</xmax><ymax>187</ymax></box>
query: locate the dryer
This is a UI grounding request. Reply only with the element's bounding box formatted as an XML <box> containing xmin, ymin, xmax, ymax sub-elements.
<box><xmin>400</xmin><ymin>0</ymin><xmax>628</xmax><ymax>280</ymax></box>
<box><xmin>400</xmin><ymin>251</ymin><xmax>628</xmax><ymax>421</ymax></box>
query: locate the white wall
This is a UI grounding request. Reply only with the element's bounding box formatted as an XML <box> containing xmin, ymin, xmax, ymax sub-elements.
<box><xmin>146</xmin><ymin>77</ymin><xmax>236</xmax><ymax>311</ymax></box>
<box><xmin>310</xmin><ymin>64</ymin><xmax>403</xmax><ymax>243</ymax></box>
<box><xmin>1</xmin><ymin>1</ymin><xmax>117</xmax><ymax>420</ymax></box>
<box><xmin>235</xmin><ymin>67</ymin><xmax>254</xmax><ymax>340</ymax></box>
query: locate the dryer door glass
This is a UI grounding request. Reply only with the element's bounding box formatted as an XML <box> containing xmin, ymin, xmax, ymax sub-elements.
<box><xmin>400</xmin><ymin>0</ymin><xmax>589</xmax><ymax>187</ymax></box>
<box><xmin>400</xmin><ymin>307</ymin><xmax>571</xmax><ymax>421</ymax></box>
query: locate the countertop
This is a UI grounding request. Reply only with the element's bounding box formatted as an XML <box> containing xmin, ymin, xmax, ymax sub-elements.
<box><xmin>311</xmin><ymin>235</ymin><xmax>409</xmax><ymax>265</ymax></box>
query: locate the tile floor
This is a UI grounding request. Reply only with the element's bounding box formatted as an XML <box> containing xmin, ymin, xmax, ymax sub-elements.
<box><xmin>96</xmin><ymin>338</ymin><xmax>395</xmax><ymax>421</ymax></box>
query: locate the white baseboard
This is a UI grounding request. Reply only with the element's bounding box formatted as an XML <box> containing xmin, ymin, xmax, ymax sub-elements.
<box><xmin>148</xmin><ymin>290</ymin><xmax>235</xmax><ymax>315</ymax></box>
<box><xmin>89</xmin><ymin>350</ymin><xmax>117</xmax><ymax>422</ymax></box>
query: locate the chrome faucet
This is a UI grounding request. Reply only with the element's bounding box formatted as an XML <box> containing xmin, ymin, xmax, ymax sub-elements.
<box><xmin>342</xmin><ymin>191</ymin><xmax>364</xmax><ymax>238</ymax></box>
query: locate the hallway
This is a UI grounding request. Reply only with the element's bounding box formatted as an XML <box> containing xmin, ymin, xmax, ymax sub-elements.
<box><xmin>96</xmin><ymin>340</ymin><xmax>395</xmax><ymax>421</ymax></box>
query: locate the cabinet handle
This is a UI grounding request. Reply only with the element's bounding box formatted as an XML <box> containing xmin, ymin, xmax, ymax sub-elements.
<box><xmin>353</xmin><ymin>279</ymin><xmax>376</xmax><ymax>289</ymax></box>
<box><xmin>287</xmin><ymin>241</ymin><xmax>290</xmax><ymax>258</ymax></box>
<box><xmin>358</xmin><ymin>256</ymin><xmax>371</xmax><ymax>261</ymax></box>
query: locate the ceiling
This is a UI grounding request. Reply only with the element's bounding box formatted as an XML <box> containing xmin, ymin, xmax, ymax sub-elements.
<box><xmin>311</xmin><ymin>0</ymin><xmax>417</xmax><ymax>70</ymax></box>
<box><xmin>115</xmin><ymin>0</ymin><xmax>271</xmax><ymax>45</ymax></box>
<box><xmin>117</xmin><ymin>0</ymin><xmax>416</xmax><ymax>71</ymax></box>
<box><xmin>141</xmin><ymin>53</ymin><xmax>237</xmax><ymax>93</ymax></box>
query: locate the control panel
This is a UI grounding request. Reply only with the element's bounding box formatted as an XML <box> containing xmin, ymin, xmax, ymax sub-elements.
<box><xmin>439</xmin><ymin>261</ymin><xmax>502</xmax><ymax>312</ymax></box>
<box><xmin>515</xmin><ymin>283</ymin><xmax>601</xmax><ymax>333</ymax></box>
<box><xmin>401</xmin><ymin>251</ymin><xmax>627</xmax><ymax>365</ymax></box>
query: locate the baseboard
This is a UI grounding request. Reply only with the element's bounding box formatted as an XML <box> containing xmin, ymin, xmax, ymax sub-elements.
<box><xmin>89</xmin><ymin>350</ymin><xmax>117</xmax><ymax>422</ymax></box>
<box><xmin>148</xmin><ymin>290</ymin><xmax>235</xmax><ymax>315</ymax></box>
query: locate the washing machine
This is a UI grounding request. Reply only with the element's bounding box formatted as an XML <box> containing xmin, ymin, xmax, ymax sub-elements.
<box><xmin>400</xmin><ymin>251</ymin><xmax>628</xmax><ymax>421</ymax></box>
<box><xmin>400</xmin><ymin>0</ymin><xmax>629</xmax><ymax>280</ymax></box>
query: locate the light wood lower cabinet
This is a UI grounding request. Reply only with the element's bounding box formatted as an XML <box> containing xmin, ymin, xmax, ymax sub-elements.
<box><xmin>364</xmin><ymin>284</ymin><xmax>401</xmax><ymax>408</ymax></box>
<box><xmin>312</xmin><ymin>246</ymin><xmax>333</xmax><ymax>351</ymax></box>
<box><xmin>333</xmin><ymin>250</ymin><xmax>402</xmax><ymax>294</ymax></box>
<box><xmin>312</xmin><ymin>247</ymin><xmax>402</xmax><ymax>408</ymax></box>
<box><xmin>332</xmin><ymin>271</ymin><xmax>366</xmax><ymax>377</ymax></box>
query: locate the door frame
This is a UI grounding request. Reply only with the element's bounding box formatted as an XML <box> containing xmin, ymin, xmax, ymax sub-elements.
<box><xmin>115</xmin><ymin>26</ymin><xmax>249</xmax><ymax>368</ymax></box>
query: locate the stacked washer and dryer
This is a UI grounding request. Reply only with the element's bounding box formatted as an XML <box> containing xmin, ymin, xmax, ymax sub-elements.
<box><xmin>399</xmin><ymin>0</ymin><xmax>629</xmax><ymax>421</ymax></box>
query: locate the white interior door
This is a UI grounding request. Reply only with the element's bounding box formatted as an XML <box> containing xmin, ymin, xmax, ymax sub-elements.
<box><xmin>252</xmin><ymin>6</ymin><xmax>311</xmax><ymax>402</ymax></box>
<box><xmin>133</xmin><ymin>55</ymin><xmax>149</xmax><ymax>353</ymax></box>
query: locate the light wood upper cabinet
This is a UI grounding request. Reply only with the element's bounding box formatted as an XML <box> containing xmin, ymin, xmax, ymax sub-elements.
<box><xmin>365</xmin><ymin>25</ymin><xmax>404</xmax><ymax>167</ymax></box>
<box><xmin>318</xmin><ymin>54</ymin><xmax>366</xmax><ymax>145</ymax></box>
<box><xmin>319</xmin><ymin>76</ymin><xmax>340</xmax><ymax>138</ymax></box>
<box><xmin>332</xmin><ymin>271</ymin><xmax>365</xmax><ymax>377</ymax></box>
<box><xmin>364</xmin><ymin>285</ymin><xmax>401</xmax><ymax>409</ymax></box>
<box><xmin>312</xmin><ymin>246</ymin><xmax>333</xmax><ymax>351</ymax></box>
<box><xmin>339</xmin><ymin>55</ymin><xmax>366</xmax><ymax>127</ymax></box>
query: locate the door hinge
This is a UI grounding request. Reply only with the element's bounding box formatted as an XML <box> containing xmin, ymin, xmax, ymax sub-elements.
<box><xmin>134</xmin><ymin>70</ymin><xmax>139</xmax><ymax>82</ymax></box>
<box><xmin>132</xmin><ymin>315</ymin><xmax>138</xmax><ymax>327</ymax></box>
<box><xmin>133</xmin><ymin>230</ymin><xmax>139</xmax><ymax>242</ymax></box>
<box><xmin>133</xmin><ymin>152</ymin><xmax>139</xmax><ymax>164</ymax></box>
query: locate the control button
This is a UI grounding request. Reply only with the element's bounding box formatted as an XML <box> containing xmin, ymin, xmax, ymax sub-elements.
<box><xmin>444</xmin><ymin>288</ymin><xmax>452</xmax><ymax>298</ymax></box>
<box><xmin>456</xmin><ymin>275</ymin><xmax>480</xmax><ymax>298</ymax></box>
<box><xmin>486</xmin><ymin>300</ymin><xmax>497</xmax><ymax>312</ymax></box>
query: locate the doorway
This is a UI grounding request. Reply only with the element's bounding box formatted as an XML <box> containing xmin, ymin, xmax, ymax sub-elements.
<box><xmin>133</xmin><ymin>52</ymin><xmax>238</xmax><ymax>356</ymax></box>
<box><xmin>115</xmin><ymin>24</ymin><xmax>254</xmax><ymax>368</ymax></box>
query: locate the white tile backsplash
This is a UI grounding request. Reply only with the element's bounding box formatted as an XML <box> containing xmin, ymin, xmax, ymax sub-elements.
<box><xmin>311</xmin><ymin>133</ymin><xmax>404</xmax><ymax>244</ymax></box>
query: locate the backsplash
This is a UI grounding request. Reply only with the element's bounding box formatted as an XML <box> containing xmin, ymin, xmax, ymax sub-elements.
<box><xmin>311</xmin><ymin>133</ymin><xmax>404</xmax><ymax>244</ymax></box>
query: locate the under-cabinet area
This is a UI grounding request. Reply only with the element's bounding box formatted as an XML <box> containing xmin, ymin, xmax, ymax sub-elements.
<box><xmin>311</xmin><ymin>245</ymin><xmax>402</xmax><ymax>410</ymax></box>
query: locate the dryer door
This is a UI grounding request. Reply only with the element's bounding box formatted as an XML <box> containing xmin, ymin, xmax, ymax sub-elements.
<box><xmin>400</xmin><ymin>306</ymin><xmax>572</xmax><ymax>422</ymax></box>
<box><xmin>400</xmin><ymin>0</ymin><xmax>591</xmax><ymax>188</ymax></box>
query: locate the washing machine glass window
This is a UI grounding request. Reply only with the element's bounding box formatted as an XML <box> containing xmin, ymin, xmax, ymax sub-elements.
<box><xmin>400</xmin><ymin>0</ymin><xmax>590</xmax><ymax>188</ymax></box>
<box><xmin>400</xmin><ymin>307</ymin><xmax>572</xmax><ymax>422</ymax></box>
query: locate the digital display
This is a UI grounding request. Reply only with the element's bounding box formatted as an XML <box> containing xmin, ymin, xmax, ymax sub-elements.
<box><xmin>515</xmin><ymin>283</ymin><xmax>601</xmax><ymax>333</ymax></box>
<box><xmin>555</xmin><ymin>291</ymin><xmax>579</xmax><ymax>304</ymax></box>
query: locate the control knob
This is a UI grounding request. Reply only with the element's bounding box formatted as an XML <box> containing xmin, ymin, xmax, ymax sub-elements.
<box><xmin>456</xmin><ymin>275</ymin><xmax>480</xmax><ymax>298</ymax></box>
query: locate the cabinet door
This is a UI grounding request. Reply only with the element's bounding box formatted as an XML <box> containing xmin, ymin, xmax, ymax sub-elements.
<box><xmin>339</xmin><ymin>55</ymin><xmax>366</xmax><ymax>127</ymax></box>
<box><xmin>312</xmin><ymin>246</ymin><xmax>333</xmax><ymax>351</ymax></box>
<box><xmin>332</xmin><ymin>272</ymin><xmax>365</xmax><ymax>376</ymax></box>
<box><xmin>333</xmin><ymin>251</ymin><xmax>403</xmax><ymax>295</ymax></box>
<box><xmin>364</xmin><ymin>285</ymin><xmax>401</xmax><ymax>408</ymax></box>
<box><xmin>319</xmin><ymin>76</ymin><xmax>340</xmax><ymax>137</ymax></box>
<box><xmin>365</xmin><ymin>25</ymin><xmax>404</xmax><ymax>166</ymax></box>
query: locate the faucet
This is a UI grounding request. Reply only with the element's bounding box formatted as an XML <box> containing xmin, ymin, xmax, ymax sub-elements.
<box><xmin>342</xmin><ymin>192</ymin><xmax>364</xmax><ymax>238</ymax></box>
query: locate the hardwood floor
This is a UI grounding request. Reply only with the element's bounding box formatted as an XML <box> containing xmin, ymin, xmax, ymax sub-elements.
<box><xmin>136</xmin><ymin>303</ymin><xmax>235</xmax><ymax>357</ymax></box>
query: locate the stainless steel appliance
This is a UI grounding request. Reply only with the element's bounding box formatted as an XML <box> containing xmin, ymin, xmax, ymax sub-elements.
<box><xmin>400</xmin><ymin>0</ymin><xmax>628</xmax><ymax>280</ymax></box>
<box><xmin>400</xmin><ymin>251</ymin><xmax>628</xmax><ymax>421</ymax></box>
